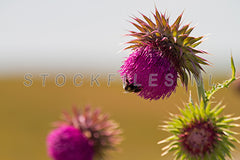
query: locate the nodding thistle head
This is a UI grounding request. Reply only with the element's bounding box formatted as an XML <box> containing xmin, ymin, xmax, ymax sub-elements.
<box><xmin>120</xmin><ymin>8</ymin><xmax>208</xmax><ymax>100</ymax></box>
<box><xmin>47</xmin><ymin>106</ymin><xmax>122</xmax><ymax>160</ymax></box>
<box><xmin>159</xmin><ymin>101</ymin><xmax>240</xmax><ymax>160</ymax></box>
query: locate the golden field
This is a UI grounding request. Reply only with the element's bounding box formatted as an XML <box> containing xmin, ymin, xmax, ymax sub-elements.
<box><xmin>1</xmin><ymin>74</ymin><xmax>240</xmax><ymax>160</ymax></box>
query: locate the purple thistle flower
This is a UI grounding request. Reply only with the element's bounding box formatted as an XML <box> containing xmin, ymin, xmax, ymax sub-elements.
<box><xmin>120</xmin><ymin>45</ymin><xmax>178</xmax><ymax>100</ymax></box>
<box><xmin>47</xmin><ymin>126</ymin><xmax>94</xmax><ymax>160</ymax></box>
<box><xmin>47</xmin><ymin>106</ymin><xmax>122</xmax><ymax>160</ymax></box>
<box><xmin>120</xmin><ymin>8</ymin><xmax>209</xmax><ymax>100</ymax></box>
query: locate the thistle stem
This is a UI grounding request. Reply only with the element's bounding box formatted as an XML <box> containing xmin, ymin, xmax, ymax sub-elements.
<box><xmin>195</xmin><ymin>71</ymin><xmax>207</xmax><ymax>109</ymax></box>
<box><xmin>205</xmin><ymin>55</ymin><xmax>237</xmax><ymax>103</ymax></box>
<box><xmin>195</xmin><ymin>55</ymin><xmax>237</xmax><ymax>109</ymax></box>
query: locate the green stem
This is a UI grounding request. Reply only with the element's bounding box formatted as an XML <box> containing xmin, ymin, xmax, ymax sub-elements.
<box><xmin>195</xmin><ymin>73</ymin><xmax>207</xmax><ymax>109</ymax></box>
<box><xmin>206</xmin><ymin>77</ymin><xmax>236</xmax><ymax>102</ymax></box>
<box><xmin>205</xmin><ymin>55</ymin><xmax>237</xmax><ymax>103</ymax></box>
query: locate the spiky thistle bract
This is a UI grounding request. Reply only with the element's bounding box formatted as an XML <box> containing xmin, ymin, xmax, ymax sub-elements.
<box><xmin>159</xmin><ymin>100</ymin><xmax>240</xmax><ymax>160</ymax></box>
<box><xmin>120</xmin><ymin>8</ymin><xmax>208</xmax><ymax>100</ymax></box>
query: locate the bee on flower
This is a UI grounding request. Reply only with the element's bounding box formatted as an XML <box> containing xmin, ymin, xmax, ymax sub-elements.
<box><xmin>120</xmin><ymin>8</ymin><xmax>208</xmax><ymax>100</ymax></box>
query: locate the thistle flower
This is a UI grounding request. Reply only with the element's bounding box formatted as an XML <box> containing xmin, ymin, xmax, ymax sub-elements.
<box><xmin>120</xmin><ymin>8</ymin><xmax>208</xmax><ymax>100</ymax></box>
<box><xmin>47</xmin><ymin>126</ymin><xmax>94</xmax><ymax>160</ymax></box>
<box><xmin>47</xmin><ymin>106</ymin><xmax>122</xmax><ymax>160</ymax></box>
<box><xmin>121</xmin><ymin>45</ymin><xmax>178</xmax><ymax>100</ymax></box>
<box><xmin>159</xmin><ymin>101</ymin><xmax>240</xmax><ymax>159</ymax></box>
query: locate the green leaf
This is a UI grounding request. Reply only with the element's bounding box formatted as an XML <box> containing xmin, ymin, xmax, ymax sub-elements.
<box><xmin>231</xmin><ymin>54</ymin><xmax>236</xmax><ymax>79</ymax></box>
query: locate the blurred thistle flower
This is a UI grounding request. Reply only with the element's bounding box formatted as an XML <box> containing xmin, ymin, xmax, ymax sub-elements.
<box><xmin>47</xmin><ymin>126</ymin><xmax>94</xmax><ymax>160</ymax></box>
<box><xmin>158</xmin><ymin>100</ymin><xmax>240</xmax><ymax>159</ymax></box>
<box><xmin>120</xmin><ymin>8</ymin><xmax>208</xmax><ymax>100</ymax></box>
<box><xmin>47</xmin><ymin>106</ymin><xmax>122</xmax><ymax>160</ymax></box>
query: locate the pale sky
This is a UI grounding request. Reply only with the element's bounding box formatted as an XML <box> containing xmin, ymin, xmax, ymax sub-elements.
<box><xmin>0</xmin><ymin>0</ymin><xmax>239</xmax><ymax>75</ymax></box>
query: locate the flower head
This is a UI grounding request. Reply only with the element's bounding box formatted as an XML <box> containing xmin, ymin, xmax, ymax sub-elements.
<box><xmin>159</xmin><ymin>101</ymin><xmax>240</xmax><ymax>159</ymax></box>
<box><xmin>47</xmin><ymin>126</ymin><xmax>94</xmax><ymax>160</ymax></box>
<box><xmin>48</xmin><ymin>106</ymin><xmax>122</xmax><ymax>160</ymax></box>
<box><xmin>120</xmin><ymin>45</ymin><xmax>178</xmax><ymax>100</ymax></box>
<box><xmin>120</xmin><ymin>8</ymin><xmax>208</xmax><ymax>100</ymax></box>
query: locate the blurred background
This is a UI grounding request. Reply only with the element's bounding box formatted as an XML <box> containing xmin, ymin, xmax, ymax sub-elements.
<box><xmin>0</xmin><ymin>0</ymin><xmax>240</xmax><ymax>160</ymax></box>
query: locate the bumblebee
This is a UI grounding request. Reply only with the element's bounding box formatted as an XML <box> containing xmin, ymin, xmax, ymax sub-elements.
<box><xmin>124</xmin><ymin>79</ymin><xmax>142</xmax><ymax>93</ymax></box>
